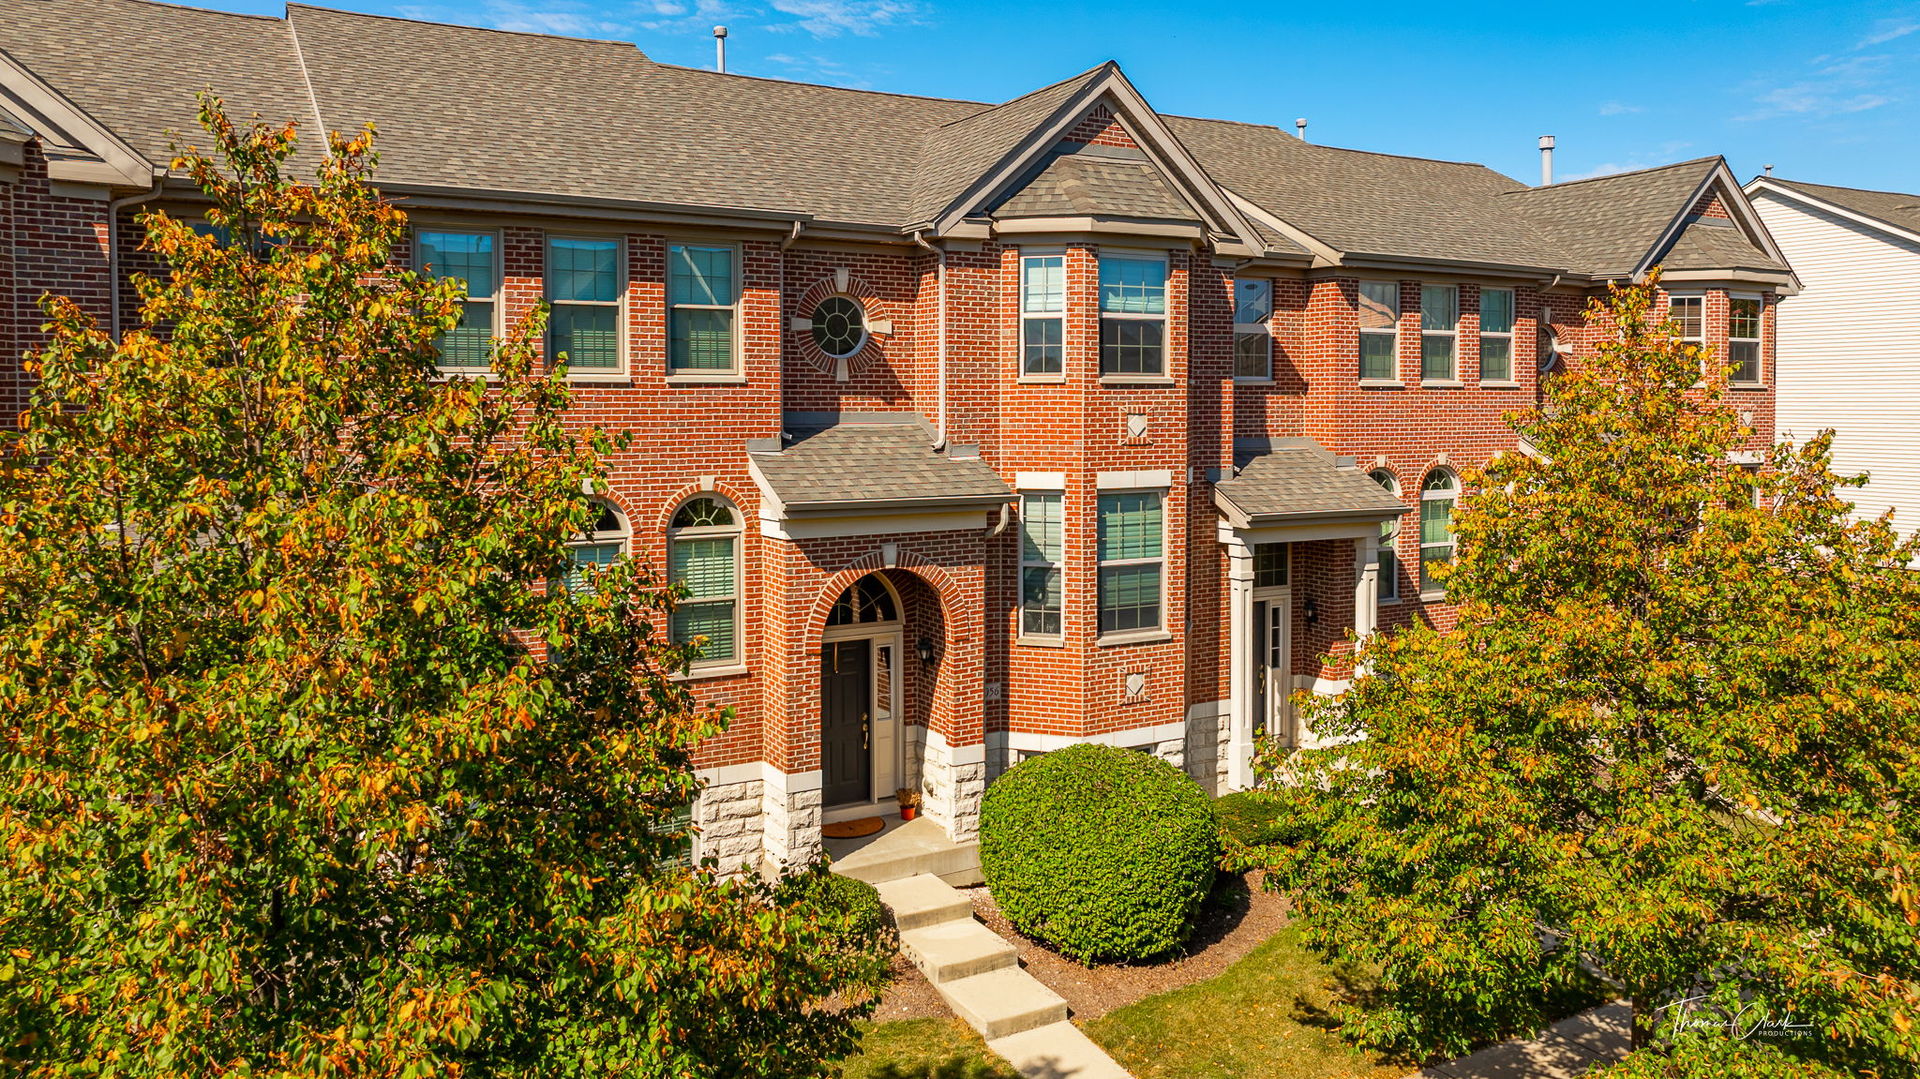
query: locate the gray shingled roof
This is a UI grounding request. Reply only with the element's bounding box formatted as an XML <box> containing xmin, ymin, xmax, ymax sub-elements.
<box><xmin>1168</xmin><ymin>114</ymin><xmax>1564</xmax><ymax>269</ymax></box>
<box><xmin>1</xmin><ymin>0</ymin><xmax>1772</xmax><ymax>279</ymax></box>
<box><xmin>1499</xmin><ymin>159</ymin><xmax>1719</xmax><ymax>278</ymax></box>
<box><xmin>1764</xmin><ymin>178</ymin><xmax>1920</xmax><ymax>239</ymax></box>
<box><xmin>1215</xmin><ymin>440</ymin><xmax>1408</xmax><ymax>524</ymax></box>
<box><xmin>1655</xmin><ymin>217</ymin><xmax>1789</xmax><ymax>273</ymax></box>
<box><xmin>750</xmin><ymin>423</ymin><xmax>1011</xmax><ymax>511</ymax></box>
<box><xmin>991</xmin><ymin>148</ymin><xmax>1195</xmax><ymax>221</ymax></box>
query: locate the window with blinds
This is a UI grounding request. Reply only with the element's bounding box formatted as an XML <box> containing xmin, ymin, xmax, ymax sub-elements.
<box><xmin>1097</xmin><ymin>490</ymin><xmax>1163</xmax><ymax>634</ymax></box>
<box><xmin>1421</xmin><ymin>284</ymin><xmax>1459</xmax><ymax>381</ymax></box>
<box><xmin>1359</xmin><ymin>280</ymin><xmax>1399</xmax><ymax>381</ymax></box>
<box><xmin>1099</xmin><ymin>256</ymin><xmax>1167</xmax><ymax>376</ymax></box>
<box><xmin>1020</xmin><ymin>492</ymin><xmax>1063</xmax><ymax>637</ymax></box>
<box><xmin>1234</xmin><ymin>278</ymin><xmax>1273</xmax><ymax>380</ymax></box>
<box><xmin>1420</xmin><ymin>471</ymin><xmax>1456</xmax><ymax>597</ymax></box>
<box><xmin>548</xmin><ymin>236</ymin><xmax>623</xmax><ymax>373</ymax></box>
<box><xmin>1021</xmin><ymin>254</ymin><xmax>1065</xmax><ymax>377</ymax></box>
<box><xmin>668</xmin><ymin>244</ymin><xmax>737</xmax><ymax>374</ymax></box>
<box><xmin>417</xmin><ymin>230</ymin><xmax>496</xmax><ymax>370</ymax></box>
<box><xmin>1479</xmin><ymin>288</ymin><xmax>1514</xmax><ymax>382</ymax></box>
<box><xmin>669</xmin><ymin>497</ymin><xmax>739</xmax><ymax>664</ymax></box>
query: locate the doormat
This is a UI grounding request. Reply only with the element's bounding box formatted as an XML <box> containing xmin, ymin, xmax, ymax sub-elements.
<box><xmin>822</xmin><ymin>817</ymin><xmax>885</xmax><ymax>839</ymax></box>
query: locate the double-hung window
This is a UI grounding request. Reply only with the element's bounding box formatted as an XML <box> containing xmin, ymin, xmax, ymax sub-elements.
<box><xmin>668</xmin><ymin>496</ymin><xmax>740</xmax><ymax>665</ymax></box>
<box><xmin>1358</xmin><ymin>281</ymin><xmax>1399</xmax><ymax>381</ymax></box>
<box><xmin>1479</xmin><ymin>288</ymin><xmax>1515</xmax><ymax>382</ymax></box>
<box><xmin>1729</xmin><ymin>295</ymin><xmax>1762</xmax><ymax>384</ymax></box>
<box><xmin>1021</xmin><ymin>253</ymin><xmax>1065</xmax><ymax>377</ymax></box>
<box><xmin>417</xmin><ymin>229</ymin><xmax>497</xmax><ymax>371</ymax></box>
<box><xmin>547</xmin><ymin>236</ymin><xmax>623</xmax><ymax>374</ymax></box>
<box><xmin>1669</xmin><ymin>294</ymin><xmax>1704</xmax><ymax>348</ymax></box>
<box><xmin>1420</xmin><ymin>471</ymin><xmax>1456</xmax><ymax>597</ymax></box>
<box><xmin>1019</xmin><ymin>492</ymin><xmax>1063</xmax><ymax>637</ymax></box>
<box><xmin>563</xmin><ymin>502</ymin><xmax>628</xmax><ymax>594</ymax></box>
<box><xmin>1097</xmin><ymin>491</ymin><xmax>1163</xmax><ymax>634</ymax></box>
<box><xmin>1234</xmin><ymin>278</ymin><xmax>1273</xmax><ymax>379</ymax></box>
<box><xmin>1099</xmin><ymin>255</ymin><xmax>1167</xmax><ymax>376</ymax></box>
<box><xmin>1421</xmin><ymin>284</ymin><xmax>1459</xmax><ymax>381</ymax></box>
<box><xmin>668</xmin><ymin>244</ymin><xmax>738</xmax><ymax>374</ymax></box>
<box><xmin>1370</xmin><ymin>469</ymin><xmax>1400</xmax><ymax>602</ymax></box>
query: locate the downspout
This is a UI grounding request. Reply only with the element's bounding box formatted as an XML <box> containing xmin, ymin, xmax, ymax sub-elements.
<box><xmin>912</xmin><ymin>229</ymin><xmax>947</xmax><ymax>450</ymax></box>
<box><xmin>780</xmin><ymin>219</ymin><xmax>803</xmax><ymax>249</ymax></box>
<box><xmin>108</xmin><ymin>182</ymin><xmax>164</xmax><ymax>337</ymax></box>
<box><xmin>986</xmin><ymin>502</ymin><xmax>1012</xmax><ymax>537</ymax></box>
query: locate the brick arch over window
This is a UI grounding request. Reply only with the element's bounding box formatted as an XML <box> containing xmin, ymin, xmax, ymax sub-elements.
<box><xmin>648</xmin><ymin>478</ymin><xmax>757</xmax><ymax>535</ymax></box>
<box><xmin>789</xmin><ymin>270</ymin><xmax>897</xmax><ymax>380</ymax></box>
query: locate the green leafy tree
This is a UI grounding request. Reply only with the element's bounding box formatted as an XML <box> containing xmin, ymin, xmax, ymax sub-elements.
<box><xmin>0</xmin><ymin>99</ymin><xmax>888</xmax><ymax>1077</ymax></box>
<box><xmin>1260</xmin><ymin>276</ymin><xmax>1920</xmax><ymax>1075</ymax></box>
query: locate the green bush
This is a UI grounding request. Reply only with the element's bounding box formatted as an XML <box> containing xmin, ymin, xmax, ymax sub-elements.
<box><xmin>978</xmin><ymin>744</ymin><xmax>1221</xmax><ymax>963</ymax></box>
<box><xmin>1215</xmin><ymin>790</ymin><xmax>1290</xmax><ymax>848</ymax></box>
<box><xmin>781</xmin><ymin>867</ymin><xmax>895</xmax><ymax>955</ymax></box>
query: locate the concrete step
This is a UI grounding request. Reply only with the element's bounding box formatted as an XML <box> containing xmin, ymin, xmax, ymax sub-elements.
<box><xmin>989</xmin><ymin>1021</ymin><xmax>1135</xmax><ymax>1079</ymax></box>
<box><xmin>830</xmin><ymin>817</ymin><xmax>981</xmax><ymax>885</ymax></box>
<box><xmin>874</xmin><ymin>873</ymin><xmax>973</xmax><ymax>931</ymax></box>
<box><xmin>901</xmin><ymin>917</ymin><xmax>1020</xmax><ymax>983</ymax></box>
<box><xmin>936</xmin><ymin>966</ymin><xmax>1069</xmax><ymax>1040</ymax></box>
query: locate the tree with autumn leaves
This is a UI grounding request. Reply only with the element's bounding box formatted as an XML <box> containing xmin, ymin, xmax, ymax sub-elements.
<box><xmin>1261</xmin><ymin>276</ymin><xmax>1920</xmax><ymax>1075</ymax></box>
<box><xmin>0</xmin><ymin>100</ymin><xmax>888</xmax><ymax>1077</ymax></box>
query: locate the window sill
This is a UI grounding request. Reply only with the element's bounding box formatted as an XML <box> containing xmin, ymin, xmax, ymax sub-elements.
<box><xmin>1017</xmin><ymin>375</ymin><xmax>1067</xmax><ymax>385</ymax></box>
<box><xmin>1017</xmin><ymin>634</ymin><xmax>1066</xmax><ymax>648</ymax></box>
<box><xmin>1421</xmin><ymin>379</ymin><xmax>1465</xmax><ymax>389</ymax></box>
<box><xmin>671</xmin><ymin>663</ymin><xmax>750</xmax><ymax>682</ymax></box>
<box><xmin>1730</xmin><ymin>382</ymin><xmax>1768</xmax><ymax>391</ymax></box>
<box><xmin>1233</xmin><ymin>376</ymin><xmax>1274</xmax><ymax>385</ymax></box>
<box><xmin>1479</xmin><ymin>379</ymin><xmax>1522</xmax><ymax>389</ymax></box>
<box><xmin>433</xmin><ymin>368</ymin><xmax>495</xmax><ymax>380</ymax></box>
<box><xmin>1380</xmin><ymin>596</ymin><xmax>1403</xmax><ymax>606</ymax></box>
<box><xmin>666</xmin><ymin>374</ymin><xmax>748</xmax><ymax>385</ymax></box>
<box><xmin>566</xmin><ymin>372</ymin><xmax>630</xmax><ymax>384</ymax></box>
<box><xmin>1418</xmin><ymin>591</ymin><xmax>1448</xmax><ymax>603</ymax></box>
<box><xmin>1358</xmin><ymin>379</ymin><xmax>1404</xmax><ymax>389</ymax></box>
<box><xmin>1096</xmin><ymin>628</ymin><xmax>1173</xmax><ymax>648</ymax></box>
<box><xmin>1098</xmin><ymin>374</ymin><xmax>1175</xmax><ymax>386</ymax></box>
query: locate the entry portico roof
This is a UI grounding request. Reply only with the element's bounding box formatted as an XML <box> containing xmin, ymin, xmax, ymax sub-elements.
<box><xmin>1215</xmin><ymin>438</ymin><xmax>1409</xmax><ymax>528</ymax></box>
<box><xmin>747</xmin><ymin>416</ymin><xmax>1012</xmax><ymax>516</ymax></box>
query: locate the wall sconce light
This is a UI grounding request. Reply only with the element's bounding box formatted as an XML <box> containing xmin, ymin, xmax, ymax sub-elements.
<box><xmin>1302</xmin><ymin>596</ymin><xmax>1319</xmax><ymax>626</ymax></box>
<box><xmin>916</xmin><ymin>636</ymin><xmax>938</xmax><ymax>667</ymax></box>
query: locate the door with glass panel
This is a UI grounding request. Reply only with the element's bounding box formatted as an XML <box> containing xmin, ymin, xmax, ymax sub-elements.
<box><xmin>1251</xmin><ymin>542</ymin><xmax>1293</xmax><ymax>747</ymax></box>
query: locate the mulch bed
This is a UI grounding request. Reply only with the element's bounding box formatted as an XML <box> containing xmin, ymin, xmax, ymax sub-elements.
<box><xmin>870</xmin><ymin>871</ymin><xmax>1292</xmax><ymax>1023</ymax></box>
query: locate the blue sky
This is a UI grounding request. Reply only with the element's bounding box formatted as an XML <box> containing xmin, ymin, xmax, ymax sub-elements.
<box><xmin>207</xmin><ymin>0</ymin><xmax>1920</xmax><ymax>191</ymax></box>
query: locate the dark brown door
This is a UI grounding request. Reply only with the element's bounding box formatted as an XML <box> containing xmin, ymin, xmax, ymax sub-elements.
<box><xmin>822</xmin><ymin>640</ymin><xmax>871</xmax><ymax>806</ymax></box>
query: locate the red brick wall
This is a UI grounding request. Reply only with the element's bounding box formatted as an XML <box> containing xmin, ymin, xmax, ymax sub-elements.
<box><xmin>1061</xmin><ymin>103</ymin><xmax>1137</xmax><ymax>149</ymax></box>
<box><xmin>3</xmin><ymin>145</ymin><xmax>113</xmax><ymax>430</ymax></box>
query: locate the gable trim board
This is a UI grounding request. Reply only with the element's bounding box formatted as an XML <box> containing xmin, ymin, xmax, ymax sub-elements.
<box><xmin>1745</xmin><ymin>177</ymin><xmax>1920</xmax><ymax>250</ymax></box>
<box><xmin>1636</xmin><ymin>160</ymin><xmax>1799</xmax><ymax>291</ymax></box>
<box><xmin>0</xmin><ymin>47</ymin><xmax>154</xmax><ymax>188</ymax></box>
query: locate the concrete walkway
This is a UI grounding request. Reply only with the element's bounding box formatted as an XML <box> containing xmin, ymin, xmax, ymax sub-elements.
<box><xmin>1403</xmin><ymin>1002</ymin><xmax>1631</xmax><ymax>1079</ymax></box>
<box><xmin>875</xmin><ymin>873</ymin><xmax>1134</xmax><ymax>1079</ymax></box>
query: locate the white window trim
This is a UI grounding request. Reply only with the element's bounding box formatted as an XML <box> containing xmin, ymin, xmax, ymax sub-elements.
<box><xmin>1018</xmin><ymin>490</ymin><xmax>1065</xmax><ymax>643</ymax></box>
<box><xmin>564</xmin><ymin>500</ymin><xmax>630</xmax><ymax>594</ymax></box>
<box><xmin>1358</xmin><ymin>279</ymin><xmax>1401</xmax><ymax>385</ymax></box>
<box><xmin>1234</xmin><ymin>277</ymin><xmax>1274</xmax><ymax>383</ymax></box>
<box><xmin>1728</xmin><ymin>292</ymin><xmax>1764</xmax><ymax>387</ymax></box>
<box><xmin>1668</xmin><ymin>292</ymin><xmax>1708</xmax><ymax>386</ymax></box>
<box><xmin>667</xmin><ymin>496</ymin><xmax>744</xmax><ymax>668</ymax></box>
<box><xmin>1370</xmin><ymin>469</ymin><xmax>1402</xmax><ymax>604</ymax></box>
<box><xmin>1019</xmin><ymin>250</ymin><xmax>1067</xmax><ymax>382</ymax></box>
<box><xmin>546</xmin><ymin>233</ymin><xmax>628</xmax><ymax>381</ymax></box>
<box><xmin>416</xmin><ymin>227</ymin><xmax>501</xmax><ymax>376</ymax></box>
<box><xmin>1419</xmin><ymin>471</ymin><xmax>1456</xmax><ymax>600</ymax></box>
<box><xmin>1478</xmin><ymin>287</ymin><xmax>1516</xmax><ymax>385</ymax></box>
<box><xmin>1420</xmin><ymin>284</ymin><xmax>1459</xmax><ymax>384</ymax></box>
<box><xmin>666</xmin><ymin>241</ymin><xmax>743</xmax><ymax>379</ymax></box>
<box><xmin>1096</xmin><ymin>488</ymin><xmax>1167</xmax><ymax>641</ymax></box>
<box><xmin>1098</xmin><ymin>252</ymin><xmax>1170</xmax><ymax>379</ymax></box>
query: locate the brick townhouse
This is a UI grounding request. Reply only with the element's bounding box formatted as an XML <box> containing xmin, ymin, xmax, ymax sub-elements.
<box><xmin>1</xmin><ymin>1</ymin><xmax>1799</xmax><ymax>873</ymax></box>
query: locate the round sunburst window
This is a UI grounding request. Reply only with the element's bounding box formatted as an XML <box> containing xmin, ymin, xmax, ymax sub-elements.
<box><xmin>810</xmin><ymin>296</ymin><xmax>867</xmax><ymax>358</ymax></box>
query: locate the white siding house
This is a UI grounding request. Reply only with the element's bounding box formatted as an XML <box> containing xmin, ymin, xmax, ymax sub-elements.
<box><xmin>1746</xmin><ymin>178</ymin><xmax>1920</xmax><ymax>538</ymax></box>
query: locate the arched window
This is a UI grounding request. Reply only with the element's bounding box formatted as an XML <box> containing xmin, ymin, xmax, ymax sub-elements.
<box><xmin>563</xmin><ymin>501</ymin><xmax>628</xmax><ymax>593</ymax></box>
<box><xmin>1369</xmin><ymin>469</ymin><xmax>1400</xmax><ymax>602</ymax></box>
<box><xmin>827</xmin><ymin>575</ymin><xmax>898</xmax><ymax>626</ymax></box>
<box><xmin>1420</xmin><ymin>470</ymin><xmax>1457</xmax><ymax>597</ymax></box>
<box><xmin>668</xmin><ymin>496</ymin><xmax>741</xmax><ymax>665</ymax></box>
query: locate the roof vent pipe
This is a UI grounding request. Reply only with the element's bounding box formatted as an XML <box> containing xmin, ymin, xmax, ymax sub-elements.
<box><xmin>1539</xmin><ymin>134</ymin><xmax>1556</xmax><ymax>185</ymax></box>
<box><xmin>1763</xmin><ymin>163</ymin><xmax>1774</xmax><ymax>177</ymax></box>
<box><xmin>714</xmin><ymin>25</ymin><xmax>728</xmax><ymax>73</ymax></box>
<box><xmin>1295</xmin><ymin>117</ymin><xmax>1308</xmax><ymax>141</ymax></box>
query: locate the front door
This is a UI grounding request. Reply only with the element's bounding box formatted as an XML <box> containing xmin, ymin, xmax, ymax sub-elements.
<box><xmin>822</xmin><ymin>639</ymin><xmax>872</xmax><ymax>806</ymax></box>
<box><xmin>1254</xmin><ymin>594</ymin><xmax>1292</xmax><ymax>746</ymax></box>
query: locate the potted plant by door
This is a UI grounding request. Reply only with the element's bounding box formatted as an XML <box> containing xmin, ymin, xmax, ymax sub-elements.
<box><xmin>895</xmin><ymin>788</ymin><xmax>921</xmax><ymax>822</ymax></box>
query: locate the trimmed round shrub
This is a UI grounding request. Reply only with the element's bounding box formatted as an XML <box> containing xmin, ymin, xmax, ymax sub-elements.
<box><xmin>978</xmin><ymin>744</ymin><xmax>1222</xmax><ymax>963</ymax></box>
<box><xmin>780</xmin><ymin>868</ymin><xmax>894</xmax><ymax>955</ymax></box>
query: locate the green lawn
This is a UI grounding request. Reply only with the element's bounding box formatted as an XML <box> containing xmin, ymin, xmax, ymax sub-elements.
<box><xmin>835</xmin><ymin>1017</ymin><xmax>1019</xmax><ymax>1079</ymax></box>
<box><xmin>1083</xmin><ymin>925</ymin><xmax>1405</xmax><ymax>1079</ymax></box>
